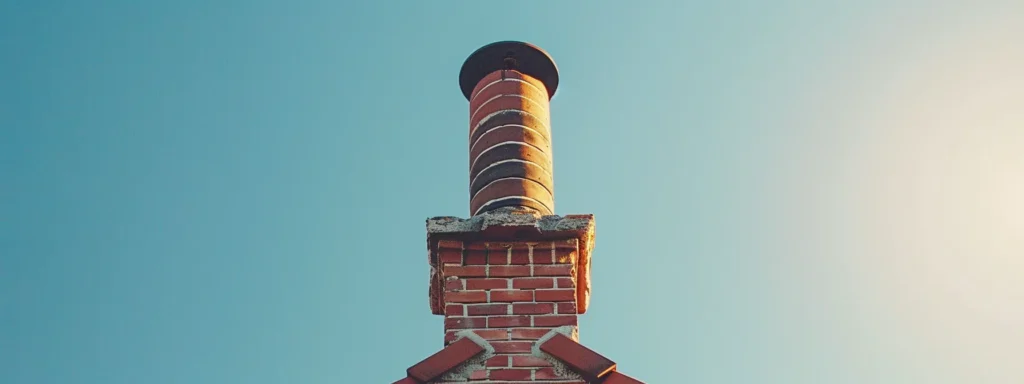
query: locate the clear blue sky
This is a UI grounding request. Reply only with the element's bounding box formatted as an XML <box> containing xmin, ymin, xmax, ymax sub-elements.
<box><xmin>3</xmin><ymin>1</ymin><xmax>1022</xmax><ymax>383</ymax></box>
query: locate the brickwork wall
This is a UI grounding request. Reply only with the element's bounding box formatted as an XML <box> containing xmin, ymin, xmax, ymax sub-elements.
<box><xmin>437</xmin><ymin>238</ymin><xmax>581</xmax><ymax>382</ymax></box>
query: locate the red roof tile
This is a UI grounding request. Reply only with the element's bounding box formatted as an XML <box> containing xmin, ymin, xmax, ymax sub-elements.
<box><xmin>539</xmin><ymin>333</ymin><xmax>617</xmax><ymax>382</ymax></box>
<box><xmin>405</xmin><ymin>337</ymin><xmax>485</xmax><ymax>382</ymax></box>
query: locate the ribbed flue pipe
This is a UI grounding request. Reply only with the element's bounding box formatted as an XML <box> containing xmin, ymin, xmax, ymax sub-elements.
<box><xmin>459</xmin><ymin>42</ymin><xmax>560</xmax><ymax>216</ymax></box>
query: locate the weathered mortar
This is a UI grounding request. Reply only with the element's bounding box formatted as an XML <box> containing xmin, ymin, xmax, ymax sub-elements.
<box><xmin>426</xmin><ymin>207</ymin><xmax>595</xmax><ymax>316</ymax></box>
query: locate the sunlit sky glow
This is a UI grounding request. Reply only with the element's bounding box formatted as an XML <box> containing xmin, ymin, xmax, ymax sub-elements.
<box><xmin>2</xmin><ymin>1</ymin><xmax>1022</xmax><ymax>383</ymax></box>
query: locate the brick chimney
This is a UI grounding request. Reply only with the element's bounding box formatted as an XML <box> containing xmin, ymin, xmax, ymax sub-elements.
<box><xmin>396</xmin><ymin>41</ymin><xmax>643</xmax><ymax>384</ymax></box>
<box><xmin>429</xmin><ymin>41</ymin><xmax>593</xmax><ymax>382</ymax></box>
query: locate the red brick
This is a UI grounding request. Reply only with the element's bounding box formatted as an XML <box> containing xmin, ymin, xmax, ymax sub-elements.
<box><xmin>446</xmin><ymin>291</ymin><xmax>487</xmax><ymax>303</ymax></box>
<box><xmin>513</xmin><ymin>277</ymin><xmax>555</xmax><ymax>289</ymax></box>
<box><xmin>469</xmin><ymin>177</ymin><xmax>555</xmax><ymax>219</ymax></box>
<box><xmin>489</xmin><ymin>265</ymin><xmax>530</xmax><ymax>277</ymax></box>
<box><xmin>437</xmin><ymin>239</ymin><xmax>463</xmax><ymax>249</ymax></box>
<box><xmin>465</xmin><ymin>250</ymin><xmax>487</xmax><ymax>265</ymax></box>
<box><xmin>486</xmin><ymin>355</ymin><xmax>509</xmax><ymax>367</ymax></box>
<box><xmin>469</xmin><ymin>94</ymin><xmax>549</xmax><ymax>129</ymax></box>
<box><xmin>392</xmin><ymin>376</ymin><xmax>418</xmax><ymax>384</ymax></box>
<box><xmin>556</xmin><ymin>277</ymin><xmax>574</xmax><ymax>288</ymax></box>
<box><xmin>445</xmin><ymin>279</ymin><xmax>464</xmax><ymax>292</ymax></box>
<box><xmin>465</xmin><ymin>241</ymin><xmax>487</xmax><ymax>251</ymax></box>
<box><xmin>533</xmin><ymin>265</ymin><xmax>572</xmax><ymax>277</ymax></box>
<box><xmin>470</xmin><ymin>76</ymin><xmax>549</xmax><ymax>113</ymax></box>
<box><xmin>535</xmin><ymin>289</ymin><xmax>575</xmax><ymax>302</ymax></box>
<box><xmin>532</xmin><ymin>255</ymin><xmax>555</xmax><ymax>264</ymax></box>
<box><xmin>488</xmin><ymin>369</ymin><xmax>533</xmax><ymax>381</ymax></box>
<box><xmin>488</xmin><ymin>316</ymin><xmax>531</xmax><ymax>328</ymax></box>
<box><xmin>444</xmin><ymin>265</ymin><xmax>486</xmax><ymax>277</ymax></box>
<box><xmin>510</xmin><ymin>249</ymin><xmax>530</xmax><ymax>264</ymax></box>
<box><xmin>445</xmin><ymin>317</ymin><xmax>487</xmax><ymax>329</ymax></box>
<box><xmin>491</xmin><ymin>290</ymin><xmax>533</xmax><ymax>302</ymax></box>
<box><xmin>438</xmin><ymin>248</ymin><xmax>462</xmax><ymax>264</ymax></box>
<box><xmin>446</xmin><ymin>329</ymin><xmax>508</xmax><ymax>343</ymax></box>
<box><xmin>511</xmin><ymin>328</ymin><xmax>550</xmax><ymax>340</ymax></box>
<box><xmin>512</xmin><ymin>355</ymin><xmax>552</xmax><ymax>367</ymax></box>
<box><xmin>533</xmin><ymin>315</ymin><xmax>577</xmax><ymax>327</ymax></box>
<box><xmin>445</xmin><ymin>304</ymin><xmax>464</xmax><ymax>316</ymax></box>
<box><xmin>467</xmin><ymin>304</ymin><xmax>508</xmax><ymax>316</ymax></box>
<box><xmin>469</xmin><ymin>369</ymin><xmax>488</xmax><ymax>380</ymax></box>
<box><xmin>470</xmin><ymin>121</ymin><xmax>552</xmax><ymax>156</ymax></box>
<box><xmin>434</xmin><ymin>240</ymin><xmax>462</xmax><ymax>268</ymax></box>
<box><xmin>465</xmin><ymin>278</ymin><xmax>508</xmax><ymax>290</ymax></box>
<box><xmin>513</xmin><ymin>303</ymin><xmax>554</xmax><ymax>315</ymax></box>
<box><xmin>470</xmin><ymin>329</ymin><xmax>509</xmax><ymax>340</ymax></box>
<box><xmin>531</xmin><ymin>245</ymin><xmax>555</xmax><ymax>264</ymax></box>
<box><xmin>487</xmin><ymin>250</ymin><xmax>509</xmax><ymax>265</ymax></box>
<box><xmin>491</xmin><ymin>341</ymin><xmax>534</xmax><ymax>353</ymax></box>
<box><xmin>557</xmin><ymin>302</ymin><xmax>577</xmax><ymax>314</ymax></box>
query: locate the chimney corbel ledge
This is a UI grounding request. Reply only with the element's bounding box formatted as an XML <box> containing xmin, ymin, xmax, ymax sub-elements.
<box><xmin>426</xmin><ymin>209</ymin><xmax>595</xmax><ymax>315</ymax></box>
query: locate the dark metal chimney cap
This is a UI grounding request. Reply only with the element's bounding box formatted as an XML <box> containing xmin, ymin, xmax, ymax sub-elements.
<box><xmin>459</xmin><ymin>41</ymin><xmax>559</xmax><ymax>100</ymax></box>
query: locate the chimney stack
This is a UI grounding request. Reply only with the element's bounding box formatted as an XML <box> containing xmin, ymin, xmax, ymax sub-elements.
<box><xmin>459</xmin><ymin>41</ymin><xmax>559</xmax><ymax>216</ymax></box>
<box><xmin>417</xmin><ymin>41</ymin><xmax>598</xmax><ymax>382</ymax></box>
<box><xmin>396</xmin><ymin>41</ymin><xmax>645</xmax><ymax>384</ymax></box>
